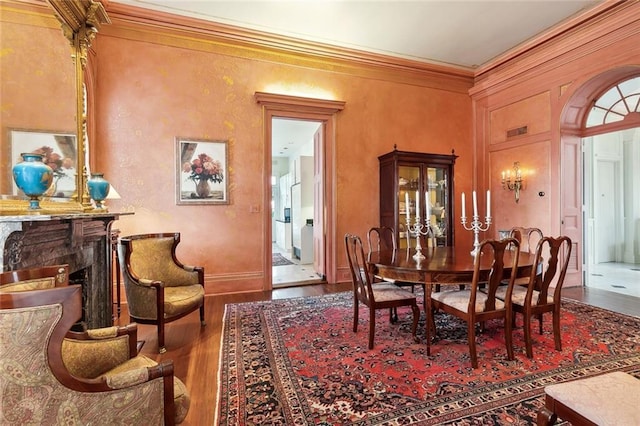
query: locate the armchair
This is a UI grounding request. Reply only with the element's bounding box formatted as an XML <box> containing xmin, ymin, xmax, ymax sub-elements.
<box><xmin>118</xmin><ymin>233</ymin><xmax>206</xmax><ymax>353</ymax></box>
<box><xmin>0</xmin><ymin>285</ymin><xmax>189</xmax><ymax>424</ymax></box>
<box><xmin>0</xmin><ymin>264</ymin><xmax>69</xmax><ymax>292</ymax></box>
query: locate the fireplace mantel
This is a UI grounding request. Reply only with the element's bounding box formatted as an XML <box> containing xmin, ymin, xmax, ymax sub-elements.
<box><xmin>1</xmin><ymin>212</ymin><xmax>132</xmax><ymax>329</ymax></box>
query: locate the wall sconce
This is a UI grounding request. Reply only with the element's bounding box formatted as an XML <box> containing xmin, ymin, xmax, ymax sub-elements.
<box><xmin>502</xmin><ymin>161</ymin><xmax>523</xmax><ymax>203</ymax></box>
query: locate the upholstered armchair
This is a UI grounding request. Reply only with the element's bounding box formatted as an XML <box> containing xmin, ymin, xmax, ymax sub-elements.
<box><xmin>0</xmin><ymin>264</ymin><xmax>69</xmax><ymax>292</ymax></box>
<box><xmin>0</xmin><ymin>285</ymin><xmax>189</xmax><ymax>425</ymax></box>
<box><xmin>119</xmin><ymin>233</ymin><xmax>206</xmax><ymax>353</ymax></box>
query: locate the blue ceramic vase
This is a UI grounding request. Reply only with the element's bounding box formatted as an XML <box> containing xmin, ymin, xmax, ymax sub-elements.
<box><xmin>12</xmin><ymin>153</ymin><xmax>54</xmax><ymax>209</ymax></box>
<box><xmin>88</xmin><ymin>173</ymin><xmax>110</xmax><ymax>209</ymax></box>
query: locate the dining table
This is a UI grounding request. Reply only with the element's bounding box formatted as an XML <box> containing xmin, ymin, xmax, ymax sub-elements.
<box><xmin>367</xmin><ymin>245</ymin><xmax>537</xmax><ymax>350</ymax></box>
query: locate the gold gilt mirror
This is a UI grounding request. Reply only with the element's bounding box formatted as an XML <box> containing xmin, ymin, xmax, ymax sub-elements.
<box><xmin>0</xmin><ymin>0</ymin><xmax>110</xmax><ymax>214</ymax></box>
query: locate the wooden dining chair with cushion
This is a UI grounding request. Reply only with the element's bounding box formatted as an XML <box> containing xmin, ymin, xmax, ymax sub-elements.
<box><xmin>495</xmin><ymin>235</ymin><xmax>572</xmax><ymax>358</ymax></box>
<box><xmin>367</xmin><ymin>226</ymin><xmax>418</xmax><ymax>293</ymax></box>
<box><xmin>0</xmin><ymin>285</ymin><xmax>188</xmax><ymax>425</ymax></box>
<box><xmin>509</xmin><ymin>227</ymin><xmax>543</xmax><ymax>253</ymax></box>
<box><xmin>428</xmin><ymin>238</ymin><xmax>521</xmax><ymax>369</ymax></box>
<box><xmin>0</xmin><ymin>264</ymin><xmax>69</xmax><ymax>293</ymax></box>
<box><xmin>119</xmin><ymin>232</ymin><xmax>206</xmax><ymax>353</ymax></box>
<box><xmin>345</xmin><ymin>233</ymin><xmax>420</xmax><ymax>349</ymax></box>
<box><xmin>503</xmin><ymin>227</ymin><xmax>543</xmax><ymax>287</ymax></box>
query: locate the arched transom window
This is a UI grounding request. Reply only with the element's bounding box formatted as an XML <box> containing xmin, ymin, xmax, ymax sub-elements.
<box><xmin>586</xmin><ymin>76</ymin><xmax>640</xmax><ymax>128</ymax></box>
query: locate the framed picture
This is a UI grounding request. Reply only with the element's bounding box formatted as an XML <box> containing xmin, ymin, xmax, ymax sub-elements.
<box><xmin>176</xmin><ymin>138</ymin><xmax>229</xmax><ymax>205</ymax></box>
<box><xmin>9</xmin><ymin>129</ymin><xmax>77</xmax><ymax>198</ymax></box>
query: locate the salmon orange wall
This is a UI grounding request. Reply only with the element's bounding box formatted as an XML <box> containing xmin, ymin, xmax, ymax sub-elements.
<box><xmin>91</xmin><ymin>21</ymin><xmax>473</xmax><ymax>294</ymax></box>
<box><xmin>471</xmin><ymin>2</ymin><xmax>640</xmax><ymax>286</ymax></box>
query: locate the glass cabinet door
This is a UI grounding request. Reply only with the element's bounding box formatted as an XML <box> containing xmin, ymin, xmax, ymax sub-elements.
<box><xmin>398</xmin><ymin>165</ymin><xmax>420</xmax><ymax>248</ymax></box>
<box><xmin>426</xmin><ymin>166</ymin><xmax>449</xmax><ymax>246</ymax></box>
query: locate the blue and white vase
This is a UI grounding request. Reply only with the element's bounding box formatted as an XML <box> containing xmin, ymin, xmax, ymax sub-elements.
<box><xmin>88</xmin><ymin>173</ymin><xmax>110</xmax><ymax>209</ymax></box>
<box><xmin>12</xmin><ymin>153</ymin><xmax>54</xmax><ymax>210</ymax></box>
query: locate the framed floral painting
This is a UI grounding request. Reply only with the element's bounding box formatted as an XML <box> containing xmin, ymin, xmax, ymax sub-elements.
<box><xmin>8</xmin><ymin>129</ymin><xmax>77</xmax><ymax>198</ymax></box>
<box><xmin>176</xmin><ymin>138</ymin><xmax>229</xmax><ymax>205</ymax></box>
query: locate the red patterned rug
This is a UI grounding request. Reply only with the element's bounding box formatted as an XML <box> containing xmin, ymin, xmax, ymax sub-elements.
<box><xmin>215</xmin><ymin>292</ymin><xmax>640</xmax><ymax>425</ymax></box>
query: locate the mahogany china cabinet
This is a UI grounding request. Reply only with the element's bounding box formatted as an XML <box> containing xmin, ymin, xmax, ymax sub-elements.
<box><xmin>378</xmin><ymin>148</ymin><xmax>457</xmax><ymax>249</ymax></box>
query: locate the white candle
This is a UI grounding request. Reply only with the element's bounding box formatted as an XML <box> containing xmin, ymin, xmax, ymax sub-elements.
<box><xmin>425</xmin><ymin>191</ymin><xmax>430</xmax><ymax>221</ymax></box>
<box><xmin>486</xmin><ymin>190</ymin><xmax>491</xmax><ymax>218</ymax></box>
<box><xmin>415</xmin><ymin>191</ymin><xmax>420</xmax><ymax>219</ymax></box>
<box><xmin>461</xmin><ymin>192</ymin><xmax>466</xmax><ymax>220</ymax></box>
<box><xmin>405</xmin><ymin>192</ymin><xmax>410</xmax><ymax>221</ymax></box>
<box><xmin>472</xmin><ymin>190</ymin><xmax>478</xmax><ymax>217</ymax></box>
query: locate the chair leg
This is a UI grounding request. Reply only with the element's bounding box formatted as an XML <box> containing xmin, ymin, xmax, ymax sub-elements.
<box><xmin>523</xmin><ymin>311</ymin><xmax>534</xmax><ymax>358</ymax></box>
<box><xmin>538</xmin><ymin>313</ymin><xmax>544</xmax><ymax>335</ymax></box>
<box><xmin>553</xmin><ymin>307</ymin><xmax>562</xmax><ymax>351</ymax></box>
<box><xmin>504</xmin><ymin>312</ymin><xmax>514</xmax><ymax>361</ymax></box>
<box><xmin>468</xmin><ymin>321</ymin><xmax>478</xmax><ymax>369</ymax></box>
<box><xmin>353</xmin><ymin>300</ymin><xmax>359</xmax><ymax>333</ymax></box>
<box><xmin>390</xmin><ymin>307</ymin><xmax>398</xmax><ymax>323</ymax></box>
<box><xmin>200</xmin><ymin>304</ymin><xmax>206</xmax><ymax>326</ymax></box>
<box><xmin>410</xmin><ymin>304</ymin><xmax>420</xmax><ymax>343</ymax></box>
<box><xmin>368</xmin><ymin>308</ymin><xmax>376</xmax><ymax>349</ymax></box>
<box><xmin>158</xmin><ymin>320</ymin><xmax>166</xmax><ymax>354</ymax></box>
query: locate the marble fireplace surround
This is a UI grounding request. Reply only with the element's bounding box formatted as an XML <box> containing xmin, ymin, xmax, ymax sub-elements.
<box><xmin>0</xmin><ymin>212</ymin><xmax>130</xmax><ymax>329</ymax></box>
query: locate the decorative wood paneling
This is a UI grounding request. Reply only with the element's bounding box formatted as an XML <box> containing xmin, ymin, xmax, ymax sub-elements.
<box><xmin>490</xmin><ymin>92</ymin><xmax>551</xmax><ymax>145</ymax></box>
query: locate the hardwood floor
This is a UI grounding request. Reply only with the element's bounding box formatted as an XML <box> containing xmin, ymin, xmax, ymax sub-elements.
<box><xmin>115</xmin><ymin>283</ymin><xmax>639</xmax><ymax>425</ymax></box>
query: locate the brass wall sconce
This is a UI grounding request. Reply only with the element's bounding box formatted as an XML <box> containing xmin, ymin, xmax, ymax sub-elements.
<box><xmin>502</xmin><ymin>161</ymin><xmax>523</xmax><ymax>203</ymax></box>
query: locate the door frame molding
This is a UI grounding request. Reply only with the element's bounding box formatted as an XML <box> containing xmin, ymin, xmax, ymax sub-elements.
<box><xmin>255</xmin><ymin>92</ymin><xmax>345</xmax><ymax>289</ymax></box>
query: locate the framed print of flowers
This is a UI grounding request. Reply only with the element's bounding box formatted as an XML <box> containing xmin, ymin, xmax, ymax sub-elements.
<box><xmin>9</xmin><ymin>129</ymin><xmax>77</xmax><ymax>198</ymax></box>
<box><xmin>176</xmin><ymin>138</ymin><xmax>229</xmax><ymax>205</ymax></box>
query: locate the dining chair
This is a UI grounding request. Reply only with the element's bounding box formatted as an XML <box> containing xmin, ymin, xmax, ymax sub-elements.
<box><xmin>509</xmin><ymin>227</ymin><xmax>543</xmax><ymax>253</ymax></box>
<box><xmin>428</xmin><ymin>238</ymin><xmax>520</xmax><ymax>369</ymax></box>
<box><xmin>367</xmin><ymin>226</ymin><xmax>418</xmax><ymax>293</ymax></box>
<box><xmin>495</xmin><ymin>236</ymin><xmax>572</xmax><ymax>358</ymax></box>
<box><xmin>345</xmin><ymin>233</ymin><xmax>420</xmax><ymax>349</ymax></box>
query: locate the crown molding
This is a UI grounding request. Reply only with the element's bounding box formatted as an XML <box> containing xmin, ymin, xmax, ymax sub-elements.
<box><xmin>100</xmin><ymin>2</ymin><xmax>474</xmax><ymax>94</ymax></box>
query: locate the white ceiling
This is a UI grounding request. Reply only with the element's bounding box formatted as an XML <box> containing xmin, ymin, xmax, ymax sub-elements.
<box><xmin>112</xmin><ymin>0</ymin><xmax>601</xmax><ymax>155</ymax></box>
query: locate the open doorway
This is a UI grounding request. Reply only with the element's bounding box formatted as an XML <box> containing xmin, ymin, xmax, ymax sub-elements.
<box><xmin>271</xmin><ymin>118</ymin><xmax>324</xmax><ymax>287</ymax></box>
<box><xmin>583</xmin><ymin>127</ymin><xmax>640</xmax><ymax>298</ymax></box>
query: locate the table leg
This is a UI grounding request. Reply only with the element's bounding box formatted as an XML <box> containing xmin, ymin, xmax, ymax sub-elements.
<box><xmin>425</xmin><ymin>282</ymin><xmax>434</xmax><ymax>356</ymax></box>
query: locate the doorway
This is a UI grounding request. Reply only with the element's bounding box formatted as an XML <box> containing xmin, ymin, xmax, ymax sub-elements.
<box><xmin>255</xmin><ymin>91</ymin><xmax>345</xmax><ymax>290</ymax></box>
<box><xmin>583</xmin><ymin>127</ymin><xmax>640</xmax><ymax>298</ymax></box>
<box><xmin>561</xmin><ymin>72</ymin><xmax>640</xmax><ymax>297</ymax></box>
<box><xmin>271</xmin><ymin>118</ymin><xmax>324</xmax><ymax>287</ymax></box>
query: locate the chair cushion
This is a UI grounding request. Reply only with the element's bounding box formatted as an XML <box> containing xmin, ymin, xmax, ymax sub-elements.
<box><xmin>371</xmin><ymin>282</ymin><xmax>416</xmax><ymax>302</ymax></box>
<box><xmin>0</xmin><ymin>277</ymin><xmax>55</xmax><ymax>293</ymax></box>
<box><xmin>62</xmin><ymin>333</ymin><xmax>131</xmax><ymax>379</ymax></box>
<box><xmin>544</xmin><ymin>372</ymin><xmax>640</xmax><ymax>426</ymax></box>
<box><xmin>495</xmin><ymin>286</ymin><xmax>550</xmax><ymax>306</ymax></box>
<box><xmin>432</xmin><ymin>289</ymin><xmax>505</xmax><ymax>313</ymax></box>
<box><xmin>164</xmin><ymin>284</ymin><xmax>205</xmax><ymax>318</ymax></box>
<box><xmin>105</xmin><ymin>355</ymin><xmax>191</xmax><ymax>424</ymax></box>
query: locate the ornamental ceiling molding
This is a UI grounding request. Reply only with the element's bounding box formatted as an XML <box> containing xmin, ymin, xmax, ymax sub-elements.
<box><xmin>471</xmin><ymin>0</ymin><xmax>639</xmax><ymax>97</ymax></box>
<box><xmin>100</xmin><ymin>2</ymin><xmax>474</xmax><ymax>94</ymax></box>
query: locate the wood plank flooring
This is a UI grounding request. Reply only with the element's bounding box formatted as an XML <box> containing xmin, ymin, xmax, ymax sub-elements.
<box><xmin>115</xmin><ymin>284</ymin><xmax>639</xmax><ymax>426</ymax></box>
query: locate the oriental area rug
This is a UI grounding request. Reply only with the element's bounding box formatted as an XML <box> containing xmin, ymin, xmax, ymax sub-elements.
<box><xmin>215</xmin><ymin>292</ymin><xmax>640</xmax><ymax>425</ymax></box>
<box><xmin>273</xmin><ymin>253</ymin><xmax>295</xmax><ymax>267</ymax></box>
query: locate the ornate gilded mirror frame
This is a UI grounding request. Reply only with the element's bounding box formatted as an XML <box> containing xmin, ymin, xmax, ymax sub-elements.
<box><xmin>45</xmin><ymin>0</ymin><xmax>111</xmax><ymax>212</ymax></box>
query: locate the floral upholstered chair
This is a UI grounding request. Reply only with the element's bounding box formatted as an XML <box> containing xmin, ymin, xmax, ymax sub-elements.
<box><xmin>0</xmin><ymin>264</ymin><xmax>69</xmax><ymax>292</ymax></box>
<box><xmin>118</xmin><ymin>233</ymin><xmax>206</xmax><ymax>353</ymax></box>
<box><xmin>0</xmin><ymin>285</ymin><xmax>190</xmax><ymax>425</ymax></box>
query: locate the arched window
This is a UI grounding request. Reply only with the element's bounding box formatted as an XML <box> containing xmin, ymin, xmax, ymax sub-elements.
<box><xmin>586</xmin><ymin>76</ymin><xmax>640</xmax><ymax>127</ymax></box>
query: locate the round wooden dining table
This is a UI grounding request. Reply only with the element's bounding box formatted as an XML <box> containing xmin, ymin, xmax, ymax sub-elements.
<box><xmin>367</xmin><ymin>246</ymin><xmax>537</xmax><ymax>345</ymax></box>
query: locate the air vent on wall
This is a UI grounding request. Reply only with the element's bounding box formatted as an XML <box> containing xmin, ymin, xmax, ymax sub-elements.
<box><xmin>507</xmin><ymin>125</ymin><xmax>528</xmax><ymax>138</ymax></box>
